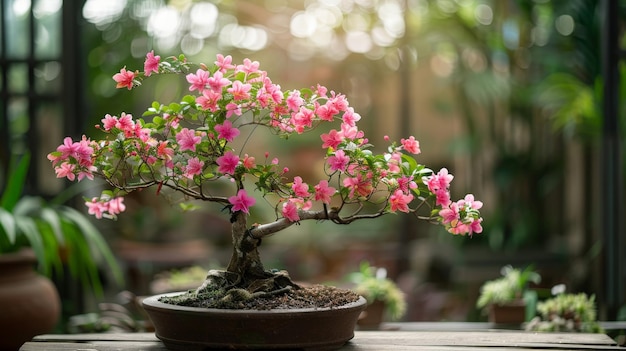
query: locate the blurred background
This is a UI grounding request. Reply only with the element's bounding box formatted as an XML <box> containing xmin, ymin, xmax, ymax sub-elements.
<box><xmin>0</xmin><ymin>0</ymin><xmax>625</xmax><ymax>330</ymax></box>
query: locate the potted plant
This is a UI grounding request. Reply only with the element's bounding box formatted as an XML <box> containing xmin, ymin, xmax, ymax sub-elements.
<box><xmin>526</xmin><ymin>287</ymin><xmax>603</xmax><ymax>333</ymax></box>
<box><xmin>49</xmin><ymin>51</ymin><xmax>484</xmax><ymax>350</ymax></box>
<box><xmin>0</xmin><ymin>152</ymin><xmax>121</xmax><ymax>350</ymax></box>
<box><xmin>476</xmin><ymin>265</ymin><xmax>540</xmax><ymax>324</ymax></box>
<box><xmin>348</xmin><ymin>261</ymin><xmax>407</xmax><ymax>329</ymax></box>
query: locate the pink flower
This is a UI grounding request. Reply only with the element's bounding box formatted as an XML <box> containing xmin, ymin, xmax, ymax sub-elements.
<box><xmin>286</xmin><ymin>90</ymin><xmax>303</xmax><ymax>112</ymax></box>
<box><xmin>144</xmin><ymin>50</ymin><xmax>160</xmax><ymax>76</ymax></box>
<box><xmin>291</xmin><ymin>176</ymin><xmax>310</xmax><ymax>197</ymax></box>
<box><xmin>327</xmin><ymin>150</ymin><xmax>350</xmax><ymax>172</ymax></box>
<box><xmin>55</xmin><ymin>162</ymin><xmax>76</xmax><ymax>181</ymax></box>
<box><xmin>397</xmin><ymin>176</ymin><xmax>417</xmax><ymax>193</ymax></box>
<box><xmin>292</xmin><ymin>107</ymin><xmax>314</xmax><ymax>133</ymax></box>
<box><xmin>157</xmin><ymin>141</ymin><xmax>174</xmax><ymax>160</ymax></box>
<box><xmin>320</xmin><ymin>129</ymin><xmax>343</xmax><ymax>149</ymax></box>
<box><xmin>56</xmin><ymin>137</ymin><xmax>81</xmax><ymax>159</ymax></box>
<box><xmin>216</xmin><ymin>151</ymin><xmax>239</xmax><ymax>175</ymax></box>
<box><xmin>339</xmin><ymin>122</ymin><xmax>361</xmax><ymax>140</ymax></box>
<box><xmin>439</xmin><ymin>202</ymin><xmax>460</xmax><ymax>225</ymax></box>
<box><xmin>386</xmin><ymin>152</ymin><xmax>402</xmax><ymax>173</ymax></box>
<box><xmin>424</xmin><ymin>168</ymin><xmax>454</xmax><ymax>206</ymax></box>
<box><xmin>101</xmin><ymin>114</ymin><xmax>118</xmax><ymax>131</ymax></box>
<box><xmin>215</xmin><ymin>54</ymin><xmax>235</xmax><ymax>73</ymax></box>
<box><xmin>342</xmin><ymin>173</ymin><xmax>373</xmax><ymax>199</ymax></box>
<box><xmin>389</xmin><ymin>189</ymin><xmax>414</xmax><ymax>213</ymax></box>
<box><xmin>225</xmin><ymin>102</ymin><xmax>242</xmax><ymax>118</ymax></box>
<box><xmin>107</xmin><ymin>197</ymin><xmax>126</xmax><ymax>215</ymax></box>
<box><xmin>315</xmin><ymin>103</ymin><xmax>337</xmax><ymax>121</ymax></box>
<box><xmin>342</xmin><ymin>107</ymin><xmax>361</xmax><ymax>126</ymax></box>
<box><xmin>196</xmin><ymin>89</ymin><xmax>222</xmax><ymax>112</ymax></box>
<box><xmin>236</xmin><ymin>58</ymin><xmax>260</xmax><ymax>74</ymax></box>
<box><xmin>214</xmin><ymin>120</ymin><xmax>240</xmax><ymax>142</ymax></box>
<box><xmin>207</xmin><ymin>71</ymin><xmax>231</xmax><ymax>92</ymax></box>
<box><xmin>183</xmin><ymin>157</ymin><xmax>204</xmax><ymax>179</ymax></box>
<box><xmin>228</xmin><ymin>189</ymin><xmax>256</xmax><ymax>214</ymax></box>
<box><xmin>186</xmin><ymin>69</ymin><xmax>210</xmax><ymax>91</ymax></box>
<box><xmin>401</xmin><ymin>136</ymin><xmax>421</xmax><ymax>154</ymax></box>
<box><xmin>176</xmin><ymin>128</ymin><xmax>202</xmax><ymax>152</ymax></box>
<box><xmin>242</xmin><ymin>154</ymin><xmax>256</xmax><ymax>169</ymax></box>
<box><xmin>282</xmin><ymin>200</ymin><xmax>300</xmax><ymax>222</ymax></box>
<box><xmin>227</xmin><ymin>80</ymin><xmax>251</xmax><ymax>100</ymax></box>
<box><xmin>85</xmin><ymin>198</ymin><xmax>107</xmax><ymax>219</ymax></box>
<box><xmin>314</xmin><ymin>180</ymin><xmax>336</xmax><ymax>204</ymax></box>
<box><xmin>113</xmin><ymin>67</ymin><xmax>135</xmax><ymax>90</ymax></box>
<box><xmin>116</xmin><ymin>112</ymin><xmax>135</xmax><ymax>136</ymax></box>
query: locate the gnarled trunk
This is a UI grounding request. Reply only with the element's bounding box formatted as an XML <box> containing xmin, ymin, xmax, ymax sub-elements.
<box><xmin>195</xmin><ymin>211</ymin><xmax>298</xmax><ymax>298</ymax></box>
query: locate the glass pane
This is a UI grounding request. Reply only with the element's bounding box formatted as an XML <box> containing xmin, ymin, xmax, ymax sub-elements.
<box><xmin>7</xmin><ymin>63</ymin><xmax>28</xmax><ymax>93</ymax></box>
<box><xmin>7</xmin><ymin>97</ymin><xmax>29</xmax><ymax>155</ymax></box>
<box><xmin>36</xmin><ymin>102</ymin><xmax>63</xmax><ymax>195</ymax></box>
<box><xmin>5</xmin><ymin>0</ymin><xmax>32</xmax><ymax>58</ymax></box>
<box><xmin>34</xmin><ymin>61</ymin><xmax>61</xmax><ymax>94</ymax></box>
<box><xmin>34</xmin><ymin>0</ymin><xmax>62</xmax><ymax>58</ymax></box>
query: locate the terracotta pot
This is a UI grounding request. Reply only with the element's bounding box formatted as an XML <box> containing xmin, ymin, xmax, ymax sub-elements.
<box><xmin>357</xmin><ymin>300</ymin><xmax>386</xmax><ymax>330</ymax></box>
<box><xmin>489</xmin><ymin>300</ymin><xmax>526</xmax><ymax>324</ymax></box>
<box><xmin>142</xmin><ymin>292</ymin><xmax>367</xmax><ymax>350</ymax></box>
<box><xmin>0</xmin><ymin>249</ymin><xmax>61</xmax><ymax>351</ymax></box>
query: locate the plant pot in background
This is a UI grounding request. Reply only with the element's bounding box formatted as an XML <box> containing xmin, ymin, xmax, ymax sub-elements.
<box><xmin>357</xmin><ymin>300</ymin><xmax>386</xmax><ymax>330</ymax></box>
<box><xmin>489</xmin><ymin>300</ymin><xmax>526</xmax><ymax>324</ymax></box>
<box><xmin>142</xmin><ymin>292</ymin><xmax>367</xmax><ymax>350</ymax></box>
<box><xmin>0</xmin><ymin>249</ymin><xmax>61</xmax><ymax>351</ymax></box>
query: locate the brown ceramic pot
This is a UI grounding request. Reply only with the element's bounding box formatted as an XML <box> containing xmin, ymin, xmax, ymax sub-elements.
<box><xmin>357</xmin><ymin>299</ymin><xmax>386</xmax><ymax>330</ymax></box>
<box><xmin>489</xmin><ymin>300</ymin><xmax>526</xmax><ymax>324</ymax></box>
<box><xmin>142</xmin><ymin>291</ymin><xmax>367</xmax><ymax>350</ymax></box>
<box><xmin>0</xmin><ymin>249</ymin><xmax>61</xmax><ymax>351</ymax></box>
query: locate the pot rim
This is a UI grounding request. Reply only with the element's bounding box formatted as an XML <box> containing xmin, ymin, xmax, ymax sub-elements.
<box><xmin>142</xmin><ymin>291</ymin><xmax>367</xmax><ymax>315</ymax></box>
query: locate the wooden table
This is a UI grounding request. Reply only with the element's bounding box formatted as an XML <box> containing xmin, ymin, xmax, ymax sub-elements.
<box><xmin>19</xmin><ymin>330</ymin><xmax>626</xmax><ymax>350</ymax></box>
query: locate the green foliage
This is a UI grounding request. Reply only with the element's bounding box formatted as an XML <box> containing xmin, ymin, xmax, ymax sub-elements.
<box><xmin>476</xmin><ymin>265</ymin><xmax>541</xmax><ymax>309</ymax></box>
<box><xmin>526</xmin><ymin>293</ymin><xmax>602</xmax><ymax>333</ymax></box>
<box><xmin>348</xmin><ymin>261</ymin><xmax>406</xmax><ymax>321</ymax></box>
<box><xmin>0</xmin><ymin>153</ymin><xmax>122</xmax><ymax>295</ymax></box>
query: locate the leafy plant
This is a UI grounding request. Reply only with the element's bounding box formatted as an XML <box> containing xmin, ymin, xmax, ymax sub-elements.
<box><xmin>0</xmin><ymin>152</ymin><xmax>121</xmax><ymax>294</ymax></box>
<box><xmin>526</xmin><ymin>291</ymin><xmax>602</xmax><ymax>333</ymax></box>
<box><xmin>476</xmin><ymin>265</ymin><xmax>541</xmax><ymax>310</ymax></box>
<box><xmin>348</xmin><ymin>261</ymin><xmax>406</xmax><ymax>321</ymax></box>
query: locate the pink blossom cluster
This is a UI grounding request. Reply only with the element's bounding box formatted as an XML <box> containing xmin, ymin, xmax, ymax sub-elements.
<box><xmin>51</xmin><ymin>51</ymin><xmax>484</xmax><ymax>236</ymax></box>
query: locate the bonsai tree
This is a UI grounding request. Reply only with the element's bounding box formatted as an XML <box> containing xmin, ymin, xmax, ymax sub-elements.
<box><xmin>48</xmin><ymin>52</ymin><xmax>483</xmax><ymax>305</ymax></box>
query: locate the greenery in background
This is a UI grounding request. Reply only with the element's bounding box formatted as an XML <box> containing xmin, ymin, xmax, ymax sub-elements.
<box><xmin>348</xmin><ymin>261</ymin><xmax>407</xmax><ymax>321</ymax></box>
<box><xmin>526</xmin><ymin>291</ymin><xmax>602</xmax><ymax>333</ymax></box>
<box><xmin>476</xmin><ymin>265</ymin><xmax>541</xmax><ymax>310</ymax></box>
<box><xmin>0</xmin><ymin>152</ymin><xmax>122</xmax><ymax>295</ymax></box>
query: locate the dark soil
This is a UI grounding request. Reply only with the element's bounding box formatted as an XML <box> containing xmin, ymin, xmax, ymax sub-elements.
<box><xmin>160</xmin><ymin>284</ymin><xmax>360</xmax><ymax>310</ymax></box>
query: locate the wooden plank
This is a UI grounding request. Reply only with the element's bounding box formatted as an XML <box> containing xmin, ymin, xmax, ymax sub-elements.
<box><xmin>21</xmin><ymin>331</ymin><xmax>626</xmax><ymax>351</ymax></box>
<box><xmin>32</xmin><ymin>333</ymin><xmax>160</xmax><ymax>342</ymax></box>
<box><xmin>21</xmin><ymin>341</ymin><xmax>169</xmax><ymax>351</ymax></box>
<box><xmin>352</xmin><ymin>331</ymin><xmax>618</xmax><ymax>346</ymax></box>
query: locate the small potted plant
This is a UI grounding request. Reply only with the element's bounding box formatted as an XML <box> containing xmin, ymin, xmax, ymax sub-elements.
<box><xmin>49</xmin><ymin>51</ymin><xmax>484</xmax><ymax>350</ymax></box>
<box><xmin>526</xmin><ymin>286</ymin><xmax>602</xmax><ymax>333</ymax></box>
<box><xmin>0</xmin><ymin>152</ymin><xmax>121</xmax><ymax>350</ymax></box>
<box><xmin>476</xmin><ymin>265</ymin><xmax>540</xmax><ymax>324</ymax></box>
<box><xmin>348</xmin><ymin>261</ymin><xmax>407</xmax><ymax>329</ymax></box>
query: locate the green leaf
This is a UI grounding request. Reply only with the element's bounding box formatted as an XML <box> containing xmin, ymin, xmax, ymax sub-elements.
<box><xmin>1</xmin><ymin>152</ymin><xmax>30</xmax><ymax>211</ymax></box>
<box><xmin>0</xmin><ymin>208</ymin><xmax>17</xmax><ymax>244</ymax></box>
<box><xmin>40</xmin><ymin>207</ymin><xmax>65</xmax><ymax>246</ymax></box>
<box><xmin>15</xmin><ymin>216</ymin><xmax>46</xmax><ymax>274</ymax></box>
<box><xmin>60</xmin><ymin>207</ymin><xmax>124</xmax><ymax>287</ymax></box>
